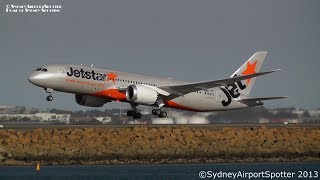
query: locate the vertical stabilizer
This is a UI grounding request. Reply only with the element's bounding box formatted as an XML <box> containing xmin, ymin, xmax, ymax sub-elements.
<box><xmin>230</xmin><ymin>51</ymin><xmax>268</xmax><ymax>96</ymax></box>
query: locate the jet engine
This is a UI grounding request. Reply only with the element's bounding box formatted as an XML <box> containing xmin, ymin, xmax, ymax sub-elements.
<box><xmin>126</xmin><ymin>85</ymin><xmax>158</xmax><ymax>105</ymax></box>
<box><xmin>75</xmin><ymin>94</ymin><xmax>108</xmax><ymax>107</ymax></box>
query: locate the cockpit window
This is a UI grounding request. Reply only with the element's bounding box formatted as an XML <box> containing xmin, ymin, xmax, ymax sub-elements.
<box><xmin>35</xmin><ymin>68</ymin><xmax>48</xmax><ymax>72</ymax></box>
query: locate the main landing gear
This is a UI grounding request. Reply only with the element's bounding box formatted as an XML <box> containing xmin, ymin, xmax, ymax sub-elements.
<box><xmin>127</xmin><ymin>110</ymin><xmax>142</xmax><ymax>119</ymax></box>
<box><xmin>127</xmin><ymin>103</ymin><xmax>142</xmax><ymax>119</ymax></box>
<box><xmin>152</xmin><ymin>101</ymin><xmax>167</xmax><ymax>118</ymax></box>
<box><xmin>126</xmin><ymin>103</ymin><xmax>167</xmax><ymax>119</ymax></box>
<box><xmin>152</xmin><ymin>109</ymin><xmax>167</xmax><ymax>118</ymax></box>
<box><xmin>45</xmin><ymin>88</ymin><xmax>53</xmax><ymax>101</ymax></box>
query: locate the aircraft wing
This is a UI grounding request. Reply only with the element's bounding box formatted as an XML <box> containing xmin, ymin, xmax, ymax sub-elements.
<box><xmin>158</xmin><ymin>69</ymin><xmax>281</xmax><ymax>96</ymax></box>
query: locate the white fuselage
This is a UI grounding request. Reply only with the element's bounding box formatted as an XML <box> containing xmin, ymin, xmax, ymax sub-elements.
<box><xmin>28</xmin><ymin>64</ymin><xmax>254</xmax><ymax>112</ymax></box>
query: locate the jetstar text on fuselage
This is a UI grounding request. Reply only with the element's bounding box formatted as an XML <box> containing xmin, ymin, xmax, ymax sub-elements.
<box><xmin>66</xmin><ymin>67</ymin><xmax>106</xmax><ymax>81</ymax></box>
<box><xmin>220</xmin><ymin>74</ymin><xmax>247</xmax><ymax>106</ymax></box>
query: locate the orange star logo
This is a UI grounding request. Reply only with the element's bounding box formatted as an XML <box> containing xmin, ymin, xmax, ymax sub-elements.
<box><xmin>241</xmin><ymin>60</ymin><xmax>257</xmax><ymax>85</ymax></box>
<box><xmin>106</xmin><ymin>72</ymin><xmax>118</xmax><ymax>83</ymax></box>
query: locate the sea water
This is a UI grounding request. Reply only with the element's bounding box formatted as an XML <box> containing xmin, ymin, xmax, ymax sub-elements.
<box><xmin>0</xmin><ymin>162</ymin><xmax>319</xmax><ymax>180</ymax></box>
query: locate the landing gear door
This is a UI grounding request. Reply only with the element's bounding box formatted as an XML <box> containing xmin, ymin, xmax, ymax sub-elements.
<box><xmin>57</xmin><ymin>67</ymin><xmax>66</xmax><ymax>77</ymax></box>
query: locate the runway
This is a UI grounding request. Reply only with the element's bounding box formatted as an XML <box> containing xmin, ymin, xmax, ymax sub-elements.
<box><xmin>1</xmin><ymin>123</ymin><xmax>320</xmax><ymax>130</ymax></box>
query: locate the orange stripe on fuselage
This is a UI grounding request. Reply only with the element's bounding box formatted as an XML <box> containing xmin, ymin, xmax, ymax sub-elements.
<box><xmin>164</xmin><ymin>100</ymin><xmax>202</xmax><ymax>112</ymax></box>
<box><xmin>93</xmin><ymin>89</ymin><xmax>127</xmax><ymax>101</ymax></box>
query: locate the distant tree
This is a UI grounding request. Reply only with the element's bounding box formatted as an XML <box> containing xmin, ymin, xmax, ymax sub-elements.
<box><xmin>16</xmin><ymin>106</ymin><xmax>26</xmax><ymax>114</ymax></box>
<box><xmin>213</xmin><ymin>107</ymin><xmax>262</xmax><ymax>123</ymax></box>
<box><xmin>302</xmin><ymin>111</ymin><xmax>311</xmax><ymax>118</ymax></box>
<box><xmin>49</xmin><ymin>108</ymin><xmax>73</xmax><ymax>114</ymax></box>
<box><xmin>85</xmin><ymin>109</ymin><xmax>103</xmax><ymax>116</ymax></box>
<box><xmin>276</xmin><ymin>109</ymin><xmax>298</xmax><ymax>119</ymax></box>
<box><xmin>287</xmin><ymin>107</ymin><xmax>296</xmax><ymax>111</ymax></box>
<box><xmin>0</xmin><ymin>116</ymin><xmax>6</xmax><ymax>121</ymax></box>
<box><xmin>30</xmin><ymin>108</ymin><xmax>39</xmax><ymax>114</ymax></box>
<box><xmin>20</xmin><ymin>117</ymin><xmax>31</xmax><ymax>121</ymax></box>
<box><xmin>254</xmin><ymin>106</ymin><xmax>274</xmax><ymax>118</ymax></box>
<box><xmin>71</xmin><ymin>110</ymin><xmax>84</xmax><ymax>116</ymax></box>
<box><xmin>8</xmin><ymin>117</ymin><xmax>18</xmax><ymax>122</ymax></box>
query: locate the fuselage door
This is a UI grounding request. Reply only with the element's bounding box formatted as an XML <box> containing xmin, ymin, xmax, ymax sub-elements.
<box><xmin>57</xmin><ymin>67</ymin><xmax>66</xmax><ymax>77</ymax></box>
<box><xmin>215</xmin><ymin>90</ymin><xmax>223</xmax><ymax>102</ymax></box>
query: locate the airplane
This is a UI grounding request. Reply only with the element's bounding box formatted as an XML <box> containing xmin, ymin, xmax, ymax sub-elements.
<box><xmin>28</xmin><ymin>51</ymin><xmax>286</xmax><ymax>119</ymax></box>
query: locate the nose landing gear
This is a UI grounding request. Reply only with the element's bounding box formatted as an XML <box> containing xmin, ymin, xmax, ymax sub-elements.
<box><xmin>46</xmin><ymin>95</ymin><xmax>53</xmax><ymax>101</ymax></box>
<box><xmin>45</xmin><ymin>88</ymin><xmax>53</xmax><ymax>101</ymax></box>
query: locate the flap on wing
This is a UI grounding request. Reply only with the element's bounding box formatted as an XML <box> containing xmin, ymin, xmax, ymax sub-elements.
<box><xmin>159</xmin><ymin>69</ymin><xmax>281</xmax><ymax>95</ymax></box>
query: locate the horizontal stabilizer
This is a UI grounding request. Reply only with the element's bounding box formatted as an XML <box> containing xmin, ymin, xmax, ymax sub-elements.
<box><xmin>239</xmin><ymin>96</ymin><xmax>288</xmax><ymax>103</ymax></box>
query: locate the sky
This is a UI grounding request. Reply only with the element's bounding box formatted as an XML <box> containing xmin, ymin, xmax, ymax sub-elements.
<box><xmin>0</xmin><ymin>0</ymin><xmax>319</xmax><ymax>111</ymax></box>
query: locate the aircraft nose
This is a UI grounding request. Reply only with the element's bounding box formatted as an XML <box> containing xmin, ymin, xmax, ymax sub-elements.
<box><xmin>28</xmin><ymin>70</ymin><xmax>57</xmax><ymax>88</ymax></box>
<box><xmin>28</xmin><ymin>72</ymin><xmax>48</xmax><ymax>87</ymax></box>
<box><xmin>28</xmin><ymin>74</ymin><xmax>38</xmax><ymax>84</ymax></box>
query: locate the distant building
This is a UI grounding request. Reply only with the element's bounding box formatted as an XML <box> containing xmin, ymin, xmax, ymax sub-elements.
<box><xmin>35</xmin><ymin>113</ymin><xmax>70</xmax><ymax>124</ymax></box>
<box><xmin>94</xmin><ymin>116</ymin><xmax>111</xmax><ymax>124</ymax></box>
<box><xmin>308</xmin><ymin>110</ymin><xmax>320</xmax><ymax>117</ymax></box>
<box><xmin>0</xmin><ymin>113</ymin><xmax>70</xmax><ymax>124</ymax></box>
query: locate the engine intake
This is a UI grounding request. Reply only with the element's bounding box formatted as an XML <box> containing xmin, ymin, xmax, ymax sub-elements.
<box><xmin>126</xmin><ymin>85</ymin><xmax>158</xmax><ymax>105</ymax></box>
<box><xmin>75</xmin><ymin>94</ymin><xmax>108</xmax><ymax>107</ymax></box>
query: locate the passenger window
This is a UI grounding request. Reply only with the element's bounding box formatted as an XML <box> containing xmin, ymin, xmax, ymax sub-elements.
<box><xmin>35</xmin><ymin>68</ymin><xmax>42</xmax><ymax>71</ymax></box>
<box><xmin>41</xmin><ymin>68</ymin><xmax>48</xmax><ymax>72</ymax></box>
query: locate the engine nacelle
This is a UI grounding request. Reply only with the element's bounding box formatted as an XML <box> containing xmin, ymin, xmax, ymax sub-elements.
<box><xmin>75</xmin><ymin>94</ymin><xmax>108</xmax><ymax>107</ymax></box>
<box><xmin>126</xmin><ymin>85</ymin><xmax>158</xmax><ymax>105</ymax></box>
